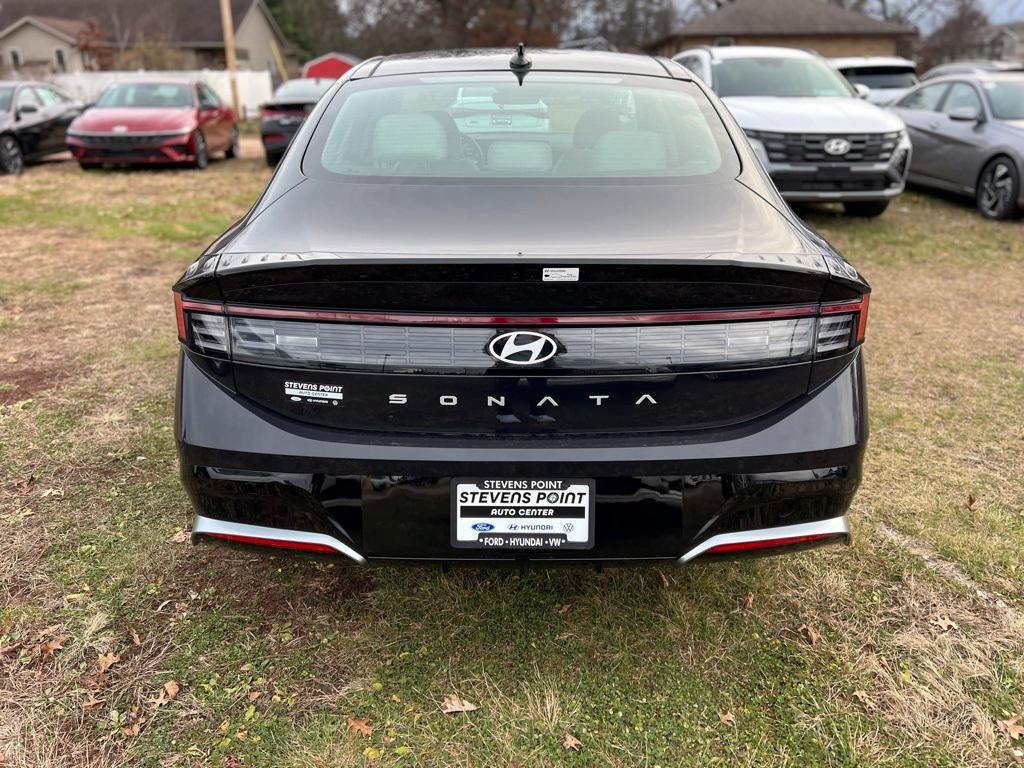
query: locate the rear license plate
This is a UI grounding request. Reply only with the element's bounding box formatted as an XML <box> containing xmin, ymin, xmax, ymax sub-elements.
<box><xmin>452</xmin><ymin>479</ymin><xmax>595</xmax><ymax>550</ymax></box>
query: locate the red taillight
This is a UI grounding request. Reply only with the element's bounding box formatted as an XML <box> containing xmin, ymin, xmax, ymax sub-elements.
<box><xmin>820</xmin><ymin>296</ymin><xmax>869</xmax><ymax>344</ymax></box>
<box><xmin>260</xmin><ymin>107</ymin><xmax>274</xmax><ymax>120</ymax></box>
<box><xmin>174</xmin><ymin>292</ymin><xmax>186</xmax><ymax>342</ymax></box>
<box><xmin>203</xmin><ymin>532</ymin><xmax>336</xmax><ymax>554</ymax></box>
<box><xmin>704</xmin><ymin>533</ymin><xmax>845</xmax><ymax>555</ymax></box>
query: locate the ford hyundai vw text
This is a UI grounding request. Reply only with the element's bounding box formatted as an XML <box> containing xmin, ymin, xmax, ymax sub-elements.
<box><xmin>173</xmin><ymin>49</ymin><xmax>869</xmax><ymax>565</ymax></box>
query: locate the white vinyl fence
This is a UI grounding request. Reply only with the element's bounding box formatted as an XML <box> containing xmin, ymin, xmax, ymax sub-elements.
<box><xmin>46</xmin><ymin>70</ymin><xmax>274</xmax><ymax>119</ymax></box>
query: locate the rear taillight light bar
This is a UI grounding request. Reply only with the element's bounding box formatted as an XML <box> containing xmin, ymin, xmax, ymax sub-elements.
<box><xmin>174</xmin><ymin>294</ymin><xmax>869</xmax><ymax>361</ymax></box>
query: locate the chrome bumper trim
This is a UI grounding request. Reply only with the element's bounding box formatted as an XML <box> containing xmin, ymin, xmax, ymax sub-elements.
<box><xmin>678</xmin><ymin>515</ymin><xmax>850</xmax><ymax>563</ymax></box>
<box><xmin>191</xmin><ymin>515</ymin><xmax>367</xmax><ymax>564</ymax></box>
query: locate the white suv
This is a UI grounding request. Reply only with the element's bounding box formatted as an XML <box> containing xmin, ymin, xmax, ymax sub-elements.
<box><xmin>674</xmin><ymin>46</ymin><xmax>911</xmax><ymax>217</ymax></box>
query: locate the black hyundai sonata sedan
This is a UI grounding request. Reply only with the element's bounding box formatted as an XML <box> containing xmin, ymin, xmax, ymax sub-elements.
<box><xmin>173</xmin><ymin>48</ymin><xmax>869</xmax><ymax>565</ymax></box>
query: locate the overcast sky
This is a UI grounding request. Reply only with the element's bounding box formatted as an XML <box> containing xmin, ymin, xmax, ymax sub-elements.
<box><xmin>983</xmin><ymin>0</ymin><xmax>1024</xmax><ymax>23</ymax></box>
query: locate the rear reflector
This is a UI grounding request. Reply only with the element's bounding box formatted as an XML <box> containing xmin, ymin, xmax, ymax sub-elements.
<box><xmin>203</xmin><ymin>532</ymin><xmax>337</xmax><ymax>554</ymax></box>
<box><xmin>703</xmin><ymin>532</ymin><xmax>845</xmax><ymax>555</ymax></box>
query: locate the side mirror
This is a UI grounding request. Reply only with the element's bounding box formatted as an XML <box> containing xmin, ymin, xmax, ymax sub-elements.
<box><xmin>853</xmin><ymin>83</ymin><xmax>871</xmax><ymax>99</ymax></box>
<box><xmin>949</xmin><ymin>105</ymin><xmax>983</xmax><ymax>123</ymax></box>
<box><xmin>17</xmin><ymin>103</ymin><xmax>39</xmax><ymax>117</ymax></box>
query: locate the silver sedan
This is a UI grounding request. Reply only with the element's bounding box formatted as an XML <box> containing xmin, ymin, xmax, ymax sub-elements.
<box><xmin>890</xmin><ymin>73</ymin><xmax>1024</xmax><ymax>219</ymax></box>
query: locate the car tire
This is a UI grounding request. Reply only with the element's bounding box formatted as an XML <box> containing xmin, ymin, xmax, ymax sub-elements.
<box><xmin>843</xmin><ymin>201</ymin><xmax>890</xmax><ymax>218</ymax></box>
<box><xmin>192</xmin><ymin>130</ymin><xmax>209</xmax><ymax>170</ymax></box>
<box><xmin>0</xmin><ymin>134</ymin><xmax>25</xmax><ymax>175</ymax></box>
<box><xmin>265</xmin><ymin>150</ymin><xmax>283</xmax><ymax>167</ymax></box>
<box><xmin>976</xmin><ymin>156</ymin><xmax>1021</xmax><ymax>221</ymax></box>
<box><xmin>225</xmin><ymin>127</ymin><xmax>240</xmax><ymax>159</ymax></box>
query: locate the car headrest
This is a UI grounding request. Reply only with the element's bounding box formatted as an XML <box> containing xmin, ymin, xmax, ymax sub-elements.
<box><xmin>371</xmin><ymin>112</ymin><xmax>448</xmax><ymax>163</ymax></box>
<box><xmin>593</xmin><ymin>130</ymin><xmax>668</xmax><ymax>173</ymax></box>
<box><xmin>572</xmin><ymin>108</ymin><xmax>623</xmax><ymax>149</ymax></box>
<box><xmin>486</xmin><ymin>141</ymin><xmax>553</xmax><ymax>173</ymax></box>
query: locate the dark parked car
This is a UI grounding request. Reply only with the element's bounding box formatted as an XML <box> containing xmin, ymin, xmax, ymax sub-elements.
<box><xmin>66</xmin><ymin>80</ymin><xmax>237</xmax><ymax>170</ymax></box>
<box><xmin>921</xmin><ymin>60</ymin><xmax>1024</xmax><ymax>81</ymax></box>
<box><xmin>260</xmin><ymin>78</ymin><xmax>332</xmax><ymax>166</ymax></box>
<box><xmin>891</xmin><ymin>73</ymin><xmax>1024</xmax><ymax>219</ymax></box>
<box><xmin>174</xmin><ymin>49</ymin><xmax>870</xmax><ymax>566</ymax></box>
<box><xmin>0</xmin><ymin>81</ymin><xmax>83</xmax><ymax>174</ymax></box>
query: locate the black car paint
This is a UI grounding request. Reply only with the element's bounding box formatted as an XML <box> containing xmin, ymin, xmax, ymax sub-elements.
<box><xmin>0</xmin><ymin>81</ymin><xmax>82</xmax><ymax>168</ymax></box>
<box><xmin>259</xmin><ymin>79</ymin><xmax>332</xmax><ymax>164</ymax></box>
<box><xmin>174</xmin><ymin>50</ymin><xmax>870</xmax><ymax>564</ymax></box>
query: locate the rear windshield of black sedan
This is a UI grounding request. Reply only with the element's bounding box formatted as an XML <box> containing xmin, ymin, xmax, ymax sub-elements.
<box><xmin>304</xmin><ymin>73</ymin><xmax>739</xmax><ymax>182</ymax></box>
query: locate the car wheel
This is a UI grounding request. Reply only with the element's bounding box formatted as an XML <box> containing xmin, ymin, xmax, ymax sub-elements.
<box><xmin>225</xmin><ymin>126</ymin><xmax>240</xmax><ymax>159</ymax></box>
<box><xmin>0</xmin><ymin>134</ymin><xmax>25</xmax><ymax>175</ymax></box>
<box><xmin>843</xmin><ymin>200</ymin><xmax>890</xmax><ymax>218</ymax></box>
<box><xmin>976</xmin><ymin>157</ymin><xmax>1021</xmax><ymax>220</ymax></box>
<box><xmin>192</xmin><ymin>130</ymin><xmax>209</xmax><ymax>170</ymax></box>
<box><xmin>265</xmin><ymin>150</ymin><xmax>283</xmax><ymax>167</ymax></box>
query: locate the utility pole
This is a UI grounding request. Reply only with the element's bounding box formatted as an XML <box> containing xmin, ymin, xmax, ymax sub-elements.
<box><xmin>219</xmin><ymin>0</ymin><xmax>240</xmax><ymax>117</ymax></box>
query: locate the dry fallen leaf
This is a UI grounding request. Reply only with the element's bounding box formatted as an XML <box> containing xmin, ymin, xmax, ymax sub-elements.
<box><xmin>852</xmin><ymin>690</ymin><xmax>876</xmax><ymax>711</ymax></box>
<box><xmin>121</xmin><ymin>715</ymin><xmax>145</xmax><ymax>737</ymax></box>
<box><xmin>348</xmin><ymin>717</ymin><xmax>375</xmax><ymax>738</ymax></box>
<box><xmin>562</xmin><ymin>733</ymin><xmax>583</xmax><ymax>751</ymax></box>
<box><xmin>999</xmin><ymin>712</ymin><xmax>1024</xmax><ymax>741</ymax></box>
<box><xmin>169</xmin><ymin>530</ymin><xmax>189</xmax><ymax>544</ymax></box>
<box><xmin>82</xmin><ymin>696</ymin><xmax>105</xmax><ymax>710</ymax></box>
<box><xmin>557</xmin><ymin>604</ymin><xmax>572</xmax><ymax>614</ymax></box>
<box><xmin>40</xmin><ymin>636</ymin><xmax>68</xmax><ymax>660</ymax></box>
<box><xmin>248</xmin><ymin>691</ymin><xmax>262</xmax><ymax>702</ymax></box>
<box><xmin>440</xmin><ymin>694</ymin><xmax>478</xmax><ymax>714</ymax></box>
<box><xmin>798</xmin><ymin>623</ymin><xmax>821</xmax><ymax>646</ymax></box>
<box><xmin>966</xmin><ymin>494</ymin><xmax>978</xmax><ymax>510</ymax></box>
<box><xmin>718</xmin><ymin>711</ymin><xmax>736</xmax><ymax>727</ymax></box>
<box><xmin>656</xmin><ymin>569</ymin><xmax>670</xmax><ymax>588</ymax></box>
<box><xmin>743</xmin><ymin>592</ymin><xmax>754</xmax><ymax>610</ymax></box>
<box><xmin>930</xmin><ymin>614</ymin><xmax>959</xmax><ymax>632</ymax></box>
<box><xmin>96</xmin><ymin>652</ymin><xmax>119</xmax><ymax>674</ymax></box>
<box><xmin>127</xmin><ymin>627</ymin><xmax>142</xmax><ymax>646</ymax></box>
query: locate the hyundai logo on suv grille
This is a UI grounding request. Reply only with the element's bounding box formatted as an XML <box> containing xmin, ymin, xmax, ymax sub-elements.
<box><xmin>823</xmin><ymin>138</ymin><xmax>852</xmax><ymax>156</ymax></box>
<box><xmin>487</xmin><ymin>331</ymin><xmax>558</xmax><ymax>365</ymax></box>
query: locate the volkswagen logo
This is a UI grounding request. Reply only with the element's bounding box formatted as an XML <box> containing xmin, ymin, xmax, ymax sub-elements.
<box><xmin>487</xmin><ymin>331</ymin><xmax>558</xmax><ymax>366</ymax></box>
<box><xmin>823</xmin><ymin>137</ymin><xmax>851</xmax><ymax>156</ymax></box>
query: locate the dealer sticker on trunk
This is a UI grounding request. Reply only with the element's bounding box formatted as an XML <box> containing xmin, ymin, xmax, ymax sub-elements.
<box><xmin>284</xmin><ymin>381</ymin><xmax>344</xmax><ymax>405</ymax></box>
<box><xmin>452</xmin><ymin>478</ymin><xmax>595</xmax><ymax>550</ymax></box>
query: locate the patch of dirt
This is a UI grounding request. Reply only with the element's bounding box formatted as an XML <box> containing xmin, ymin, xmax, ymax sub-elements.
<box><xmin>0</xmin><ymin>363</ymin><xmax>70</xmax><ymax>405</ymax></box>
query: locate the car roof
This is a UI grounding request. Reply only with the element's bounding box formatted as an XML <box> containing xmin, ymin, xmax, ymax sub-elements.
<box><xmin>690</xmin><ymin>46</ymin><xmax>820</xmax><ymax>62</ymax></box>
<box><xmin>356</xmin><ymin>48</ymin><xmax>677</xmax><ymax>79</ymax></box>
<box><xmin>829</xmin><ymin>56</ymin><xmax>916</xmax><ymax>70</ymax></box>
<box><xmin>104</xmin><ymin>78</ymin><xmax>198</xmax><ymax>87</ymax></box>
<box><xmin>923</xmin><ymin>71</ymin><xmax>1024</xmax><ymax>85</ymax></box>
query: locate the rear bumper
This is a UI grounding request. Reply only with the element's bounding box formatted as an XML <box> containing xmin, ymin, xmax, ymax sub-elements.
<box><xmin>176</xmin><ymin>351</ymin><xmax>868</xmax><ymax>564</ymax></box>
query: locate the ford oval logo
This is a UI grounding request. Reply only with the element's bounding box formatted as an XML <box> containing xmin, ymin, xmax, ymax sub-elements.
<box><xmin>823</xmin><ymin>137</ymin><xmax>851</xmax><ymax>156</ymax></box>
<box><xmin>487</xmin><ymin>331</ymin><xmax>558</xmax><ymax>366</ymax></box>
<box><xmin>472</xmin><ymin>522</ymin><xmax>495</xmax><ymax>531</ymax></box>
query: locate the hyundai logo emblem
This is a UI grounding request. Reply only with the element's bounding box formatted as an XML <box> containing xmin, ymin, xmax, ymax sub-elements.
<box><xmin>487</xmin><ymin>330</ymin><xmax>558</xmax><ymax>365</ymax></box>
<box><xmin>823</xmin><ymin>137</ymin><xmax>851</xmax><ymax>156</ymax></box>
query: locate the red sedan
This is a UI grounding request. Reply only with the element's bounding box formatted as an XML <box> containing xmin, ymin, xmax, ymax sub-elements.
<box><xmin>66</xmin><ymin>80</ymin><xmax>238</xmax><ymax>170</ymax></box>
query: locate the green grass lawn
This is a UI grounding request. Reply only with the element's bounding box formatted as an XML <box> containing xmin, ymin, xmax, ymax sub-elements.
<box><xmin>1</xmin><ymin>147</ymin><xmax>1022</xmax><ymax>767</ymax></box>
